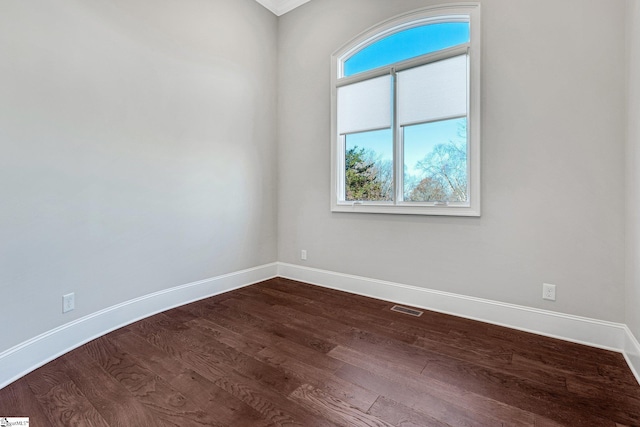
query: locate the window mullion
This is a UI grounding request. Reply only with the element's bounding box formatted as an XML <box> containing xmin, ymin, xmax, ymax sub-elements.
<box><xmin>392</xmin><ymin>69</ymin><xmax>403</xmax><ymax>204</ymax></box>
<box><xmin>337</xmin><ymin>134</ymin><xmax>346</xmax><ymax>201</ymax></box>
<box><xmin>396</xmin><ymin>126</ymin><xmax>405</xmax><ymax>204</ymax></box>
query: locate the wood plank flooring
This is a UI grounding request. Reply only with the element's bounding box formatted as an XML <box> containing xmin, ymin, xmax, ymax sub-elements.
<box><xmin>1</xmin><ymin>277</ymin><xmax>640</xmax><ymax>426</ymax></box>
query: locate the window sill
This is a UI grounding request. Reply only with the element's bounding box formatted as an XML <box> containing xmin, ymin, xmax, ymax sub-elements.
<box><xmin>331</xmin><ymin>202</ymin><xmax>480</xmax><ymax>217</ymax></box>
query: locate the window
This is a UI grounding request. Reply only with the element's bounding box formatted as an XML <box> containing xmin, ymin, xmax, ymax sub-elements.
<box><xmin>331</xmin><ymin>4</ymin><xmax>481</xmax><ymax>216</ymax></box>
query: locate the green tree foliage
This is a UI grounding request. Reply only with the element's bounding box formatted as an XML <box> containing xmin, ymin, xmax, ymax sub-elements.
<box><xmin>345</xmin><ymin>146</ymin><xmax>389</xmax><ymax>201</ymax></box>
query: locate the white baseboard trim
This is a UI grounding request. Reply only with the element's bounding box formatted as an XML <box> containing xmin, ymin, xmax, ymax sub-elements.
<box><xmin>4</xmin><ymin>261</ymin><xmax>639</xmax><ymax>390</ymax></box>
<box><xmin>623</xmin><ymin>326</ymin><xmax>640</xmax><ymax>384</ymax></box>
<box><xmin>0</xmin><ymin>263</ymin><xmax>278</xmax><ymax>390</ymax></box>
<box><xmin>278</xmin><ymin>263</ymin><xmax>640</xmax><ymax>384</ymax></box>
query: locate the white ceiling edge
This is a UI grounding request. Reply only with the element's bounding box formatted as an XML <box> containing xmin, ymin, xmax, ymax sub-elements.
<box><xmin>255</xmin><ymin>0</ymin><xmax>311</xmax><ymax>16</ymax></box>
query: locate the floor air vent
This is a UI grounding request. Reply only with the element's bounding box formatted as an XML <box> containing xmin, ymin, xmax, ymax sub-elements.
<box><xmin>390</xmin><ymin>305</ymin><xmax>423</xmax><ymax>317</ymax></box>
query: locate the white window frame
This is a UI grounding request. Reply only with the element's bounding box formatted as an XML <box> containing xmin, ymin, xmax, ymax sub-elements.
<box><xmin>330</xmin><ymin>3</ymin><xmax>481</xmax><ymax>216</ymax></box>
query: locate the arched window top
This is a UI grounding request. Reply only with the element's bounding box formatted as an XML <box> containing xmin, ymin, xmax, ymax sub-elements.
<box><xmin>343</xmin><ymin>21</ymin><xmax>470</xmax><ymax>77</ymax></box>
<box><xmin>331</xmin><ymin>4</ymin><xmax>481</xmax><ymax>216</ymax></box>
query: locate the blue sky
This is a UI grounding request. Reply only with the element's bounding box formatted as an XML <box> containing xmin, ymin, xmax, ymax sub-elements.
<box><xmin>344</xmin><ymin>22</ymin><xmax>469</xmax><ymax>77</ymax></box>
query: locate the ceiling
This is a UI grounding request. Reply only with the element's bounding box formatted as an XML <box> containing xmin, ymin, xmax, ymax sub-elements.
<box><xmin>254</xmin><ymin>0</ymin><xmax>311</xmax><ymax>16</ymax></box>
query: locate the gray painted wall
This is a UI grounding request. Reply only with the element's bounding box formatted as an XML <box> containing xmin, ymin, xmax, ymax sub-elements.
<box><xmin>0</xmin><ymin>0</ymin><xmax>635</xmax><ymax>358</ymax></box>
<box><xmin>627</xmin><ymin>0</ymin><xmax>640</xmax><ymax>338</ymax></box>
<box><xmin>0</xmin><ymin>0</ymin><xmax>278</xmax><ymax>353</ymax></box>
<box><xmin>278</xmin><ymin>0</ymin><xmax>627</xmax><ymax>322</ymax></box>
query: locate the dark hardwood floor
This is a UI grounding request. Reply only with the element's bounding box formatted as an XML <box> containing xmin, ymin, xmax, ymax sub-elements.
<box><xmin>1</xmin><ymin>277</ymin><xmax>639</xmax><ymax>426</ymax></box>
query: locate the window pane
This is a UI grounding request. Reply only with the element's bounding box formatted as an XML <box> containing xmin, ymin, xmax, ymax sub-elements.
<box><xmin>345</xmin><ymin>129</ymin><xmax>393</xmax><ymax>201</ymax></box>
<box><xmin>397</xmin><ymin>54</ymin><xmax>467</xmax><ymax>126</ymax></box>
<box><xmin>337</xmin><ymin>75</ymin><xmax>392</xmax><ymax>135</ymax></box>
<box><xmin>344</xmin><ymin>22</ymin><xmax>469</xmax><ymax>77</ymax></box>
<box><xmin>403</xmin><ymin>118</ymin><xmax>467</xmax><ymax>202</ymax></box>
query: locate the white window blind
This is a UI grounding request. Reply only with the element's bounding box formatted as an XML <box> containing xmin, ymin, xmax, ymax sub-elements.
<box><xmin>397</xmin><ymin>54</ymin><xmax>468</xmax><ymax>127</ymax></box>
<box><xmin>337</xmin><ymin>75</ymin><xmax>392</xmax><ymax>135</ymax></box>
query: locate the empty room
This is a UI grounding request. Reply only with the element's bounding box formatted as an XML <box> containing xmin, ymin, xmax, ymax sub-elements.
<box><xmin>1</xmin><ymin>0</ymin><xmax>640</xmax><ymax>425</ymax></box>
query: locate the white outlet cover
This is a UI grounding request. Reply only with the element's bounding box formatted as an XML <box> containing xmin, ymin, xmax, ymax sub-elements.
<box><xmin>542</xmin><ymin>283</ymin><xmax>556</xmax><ymax>301</ymax></box>
<box><xmin>63</xmin><ymin>293</ymin><xmax>75</xmax><ymax>313</ymax></box>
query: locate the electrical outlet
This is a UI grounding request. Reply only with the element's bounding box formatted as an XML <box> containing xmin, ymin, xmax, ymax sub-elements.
<box><xmin>301</xmin><ymin>249</ymin><xmax>307</xmax><ymax>260</ymax></box>
<box><xmin>542</xmin><ymin>283</ymin><xmax>556</xmax><ymax>301</ymax></box>
<box><xmin>63</xmin><ymin>293</ymin><xmax>75</xmax><ymax>313</ymax></box>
